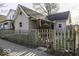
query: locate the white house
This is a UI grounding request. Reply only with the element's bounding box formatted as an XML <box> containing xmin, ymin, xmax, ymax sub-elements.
<box><xmin>8</xmin><ymin>4</ymin><xmax>73</xmax><ymax>50</ymax></box>
<box><xmin>14</xmin><ymin>4</ymin><xmax>53</xmax><ymax>33</ymax></box>
<box><xmin>14</xmin><ymin>4</ymin><xmax>71</xmax><ymax>34</ymax></box>
<box><xmin>47</xmin><ymin>11</ymin><xmax>71</xmax><ymax>32</ymax></box>
<box><xmin>0</xmin><ymin>20</ymin><xmax>13</xmax><ymax>30</ymax></box>
<box><xmin>0</xmin><ymin>9</ymin><xmax>15</xmax><ymax>30</ymax></box>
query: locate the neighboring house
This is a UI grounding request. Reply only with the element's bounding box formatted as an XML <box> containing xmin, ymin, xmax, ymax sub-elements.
<box><xmin>0</xmin><ymin>20</ymin><xmax>13</xmax><ymax>30</ymax></box>
<box><xmin>47</xmin><ymin>11</ymin><xmax>71</xmax><ymax>31</ymax></box>
<box><xmin>0</xmin><ymin>9</ymin><xmax>15</xmax><ymax>30</ymax></box>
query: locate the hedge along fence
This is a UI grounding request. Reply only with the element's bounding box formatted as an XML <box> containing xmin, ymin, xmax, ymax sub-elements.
<box><xmin>0</xmin><ymin>30</ymin><xmax>38</xmax><ymax>48</ymax></box>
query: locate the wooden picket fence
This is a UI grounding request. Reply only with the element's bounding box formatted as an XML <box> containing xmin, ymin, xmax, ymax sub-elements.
<box><xmin>0</xmin><ymin>29</ymin><xmax>78</xmax><ymax>52</ymax></box>
<box><xmin>33</xmin><ymin>29</ymin><xmax>77</xmax><ymax>52</ymax></box>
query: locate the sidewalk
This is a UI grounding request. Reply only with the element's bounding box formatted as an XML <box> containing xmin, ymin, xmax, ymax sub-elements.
<box><xmin>0</xmin><ymin>39</ymin><xmax>49</xmax><ymax>56</ymax></box>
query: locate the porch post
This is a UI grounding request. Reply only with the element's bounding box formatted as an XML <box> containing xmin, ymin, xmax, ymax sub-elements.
<box><xmin>39</xmin><ymin>19</ymin><xmax>41</xmax><ymax>28</ymax></box>
<box><xmin>3</xmin><ymin>23</ymin><xmax>5</xmax><ymax>30</ymax></box>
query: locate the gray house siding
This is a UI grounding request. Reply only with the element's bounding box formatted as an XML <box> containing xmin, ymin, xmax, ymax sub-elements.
<box><xmin>54</xmin><ymin>20</ymin><xmax>67</xmax><ymax>31</ymax></box>
<box><xmin>15</xmin><ymin>10</ymin><xmax>29</xmax><ymax>33</ymax></box>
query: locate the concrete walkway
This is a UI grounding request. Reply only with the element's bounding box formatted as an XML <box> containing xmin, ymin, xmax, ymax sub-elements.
<box><xmin>0</xmin><ymin>39</ymin><xmax>49</xmax><ymax>56</ymax></box>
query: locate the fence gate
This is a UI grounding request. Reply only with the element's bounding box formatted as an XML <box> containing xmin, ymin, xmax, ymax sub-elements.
<box><xmin>35</xmin><ymin>29</ymin><xmax>54</xmax><ymax>47</ymax></box>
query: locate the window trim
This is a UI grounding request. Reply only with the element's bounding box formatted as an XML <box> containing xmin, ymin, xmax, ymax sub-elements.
<box><xmin>19</xmin><ymin>22</ymin><xmax>22</xmax><ymax>27</ymax></box>
<box><xmin>59</xmin><ymin>24</ymin><xmax>62</xmax><ymax>28</ymax></box>
<box><xmin>19</xmin><ymin>11</ymin><xmax>22</xmax><ymax>15</ymax></box>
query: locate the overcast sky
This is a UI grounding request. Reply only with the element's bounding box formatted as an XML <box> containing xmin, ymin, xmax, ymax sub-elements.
<box><xmin>0</xmin><ymin>3</ymin><xmax>79</xmax><ymax>24</ymax></box>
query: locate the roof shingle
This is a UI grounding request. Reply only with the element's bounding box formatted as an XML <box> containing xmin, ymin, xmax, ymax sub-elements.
<box><xmin>47</xmin><ymin>11</ymin><xmax>70</xmax><ymax>21</ymax></box>
<box><xmin>19</xmin><ymin>4</ymin><xmax>45</xmax><ymax>19</ymax></box>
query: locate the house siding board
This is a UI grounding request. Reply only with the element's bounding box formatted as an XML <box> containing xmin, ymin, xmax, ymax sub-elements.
<box><xmin>65</xmin><ymin>13</ymin><xmax>71</xmax><ymax>26</ymax></box>
<box><xmin>66</xmin><ymin>17</ymin><xmax>70</xmax><ymax>25</ymax></box>
<box><xmin>15</xmin><ymin>10</ymin><xmax>29</xmax><ymax>33</ymax></box>
<box><xmin>54</xmin><ymin>20</ymin><xmax>66</xmax><ymax>31</ymax></box>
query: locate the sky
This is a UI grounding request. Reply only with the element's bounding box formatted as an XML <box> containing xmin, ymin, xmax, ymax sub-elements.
<box><xmin>0</xmin><ymin>3</ymin><xmax>79</xmax><ymax>24</ymax></box>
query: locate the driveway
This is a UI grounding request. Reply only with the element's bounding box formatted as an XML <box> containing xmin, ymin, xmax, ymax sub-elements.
<box><xmin>0</xmin><ymin>39</ymin><xmax>49</xmax><ymax>56</ymax></box>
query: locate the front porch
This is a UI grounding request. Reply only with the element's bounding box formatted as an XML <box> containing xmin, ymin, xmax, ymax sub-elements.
<box><xmin>30</xmin><ymin>18</ymin><xmax>55</xmax><ymax>29</ymax></box>
<box><xmin>29</xmin><ymin>18</ymin><xmax>55</xmax><ymax>47</ymax></box>
<box><xmin>0</xmin><ymin>20</ymin><xmax>14</xmax><ymax>30</ymax></box>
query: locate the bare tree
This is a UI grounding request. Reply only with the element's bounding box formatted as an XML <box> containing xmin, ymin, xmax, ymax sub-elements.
<box><xmin>0</xmin><ymin>3</ymin><xmax>7</xmax><ymax>14</ymax></box>
<box><xmin>33</xmin><ymin>3</ymin><xmax>59</xmax><ymax>16</ymax></box>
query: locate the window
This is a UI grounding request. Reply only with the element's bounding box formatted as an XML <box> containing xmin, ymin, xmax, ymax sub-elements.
<box><xmin>59</xmin><ymin>24</ymin><xmax>62</xmax><ymax>28</ymax></box>
<box><xmin>19</xmin><ymin>11</ymin><xmax>22</xmax><ymax>15</ymax></box>
<box><xmin>4</xmin><ymin>23</ymin><xmax>8</xmax><ymax>25</ymax></box>
<box><xmin>19</xmin><ymin>22</ymin><xmax>22</xmax><ymax>27</ymax></box>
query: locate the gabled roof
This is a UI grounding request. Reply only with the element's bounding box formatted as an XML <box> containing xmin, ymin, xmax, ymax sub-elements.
<box><xmin>0</xmin><ymin>20</ymin><xmax>12</xmax><ymax>23</ymax></box>
<box><xmin>47</xmin><ymin>11</ymin><xmax>70</xmax><ymax>21</ymax></box>
<box><xmin>19</xmin><ymin>4</ymin><xmax>45</xmax><ymax>19</ymax></box>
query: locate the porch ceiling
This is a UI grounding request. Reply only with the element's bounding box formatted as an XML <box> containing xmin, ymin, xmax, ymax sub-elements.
<box><xmin>0</xmin><ymin>20</ymin><xmax>12</xmax><ymax>24</ymax></box>
<box><xmin>30</xmin><ymin>18</ymin><xmax>54</xmax><ymax>23</ymax></box>
<box><xmin>42</xmin><ymin>19</ymin><xmax>54</xmax><ymax>23</ymax></box>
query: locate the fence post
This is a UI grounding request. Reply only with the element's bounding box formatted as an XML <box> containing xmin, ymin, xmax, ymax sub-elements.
<box><xmin>53</xmin><ymin>29</ymin><xmax>56</xmax><ymax>50</ymax></box>
<box><xmin>72</xmin><ymin>29</ymin><xmax>76</xmax><ymax>56</ymax></box>
<box><xmin>64</xmin><ymin>30</ymin><xmax>66</xmax><ymax>50</ymax></box>
<box><xmin>75</xmin><ymin>29</ymin><xmax>79</xmax><ymax>55</ymax></box>
<box><xmin>61</xmin><ymin>31</ymin><xmax>63</xmax><ymax>49</ymax></box>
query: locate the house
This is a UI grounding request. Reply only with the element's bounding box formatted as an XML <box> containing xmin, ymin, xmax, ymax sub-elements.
<box><xmin>14</xmin><ymin>4</ymin><xmax>54</xmax><ymax>33</ymax></box>
<box><xmin>14</xmin><ymin>4</ymin><xmax>71</xmax><ymax>34</ymax></box>
<box><xmin>0</xmin><ymin>9</ymin><xmax>15</xmax><ymax>30</ymax></box>
<box><xmin>0</xmin><ymin>20</ymin><xmax>13</xmax><ymax>30</ymax></box>
<box><xmin>47</xmin><ymin>11</ymin><xmax>71</xmax><ymax>31</ymax></box>
<box><xmin>1</xmin><ymin>4</ymin><xmax>73</xmax><ymax>50</ymax></box>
